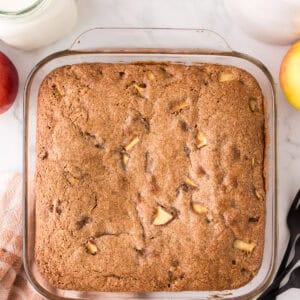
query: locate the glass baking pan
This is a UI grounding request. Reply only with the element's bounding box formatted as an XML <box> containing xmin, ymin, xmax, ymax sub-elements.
<box><xmin>23</xmin><ymin>28</ymin><xmax>277</xmax><ymax>300</ymax></box>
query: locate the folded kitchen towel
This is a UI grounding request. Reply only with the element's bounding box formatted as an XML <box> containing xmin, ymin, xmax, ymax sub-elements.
<box><xmin>0</xmin><ymin>173</ymin><xmax>41</xmax><ymax>300</ymax></box>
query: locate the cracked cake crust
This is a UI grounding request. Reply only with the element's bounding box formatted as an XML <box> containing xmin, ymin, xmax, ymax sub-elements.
<box><xmin>35</xmin><ymin>63</ymin><xmax>266</xmax><ymax>292</ymax></box>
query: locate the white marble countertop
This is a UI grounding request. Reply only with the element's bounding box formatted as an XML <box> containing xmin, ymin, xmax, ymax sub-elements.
<box><xmin>0</xmin><ymin>0</ymin><xmax>299</xmax><ymax>299</ymax></box>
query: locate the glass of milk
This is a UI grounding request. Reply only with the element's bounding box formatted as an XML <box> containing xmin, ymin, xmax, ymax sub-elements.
<box><xmin>224</xmin><ymin>0</ymin><xmax>300</xmax><ymax>45</ymax></box>
<box><xmin>0</xmin><ymin>0</ymin><xmax>78</xmax><ymax>50</ymax></box>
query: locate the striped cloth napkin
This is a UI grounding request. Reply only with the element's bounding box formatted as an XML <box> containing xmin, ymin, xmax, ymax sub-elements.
<box><xmin>0</xmin><ymin>173</ymin><xmax>41</xmax><ymax>300</ymax></box>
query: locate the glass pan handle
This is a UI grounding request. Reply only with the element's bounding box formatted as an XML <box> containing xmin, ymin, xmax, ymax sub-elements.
<box><xmin>70</xmin><ymin>27</ymin><xmax>232</xmax><ymax>53</ymax></box>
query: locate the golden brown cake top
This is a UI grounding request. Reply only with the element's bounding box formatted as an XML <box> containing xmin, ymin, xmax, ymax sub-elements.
<box><xmin>35</xmin><ymin>63</ymin><xmax>266</xmax><ymax>292</ymax></box>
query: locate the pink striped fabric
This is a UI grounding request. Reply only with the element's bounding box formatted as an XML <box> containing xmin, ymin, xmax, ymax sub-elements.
<box><xmin>0</xmin><ymin>174</ymin><xmax>42</xmax><ymax>300</ymax></box>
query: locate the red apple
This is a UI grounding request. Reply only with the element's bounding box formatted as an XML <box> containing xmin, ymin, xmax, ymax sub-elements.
<box><xmin>0</xmin><ymin>52</ymin><xmax>19</xmax><ymax>114</ymax></box>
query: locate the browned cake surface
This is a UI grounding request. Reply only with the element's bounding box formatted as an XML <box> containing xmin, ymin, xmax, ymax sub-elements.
<box><xmin>35</xmin><ymin>63</ymin><xmax>266</xmax><ymax>292</ymax></box>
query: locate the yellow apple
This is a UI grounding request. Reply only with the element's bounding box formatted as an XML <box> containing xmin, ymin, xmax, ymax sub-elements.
<box><xmin>280</xmin><ymin>41</ymin><xmax>300</xmax><ymax>110</ymax></box>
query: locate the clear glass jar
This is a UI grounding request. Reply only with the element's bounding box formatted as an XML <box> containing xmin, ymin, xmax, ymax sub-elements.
<box><xmin>0</xmin><ymin>0</ymin><xmax>77</xmax><ymax>50</ymax></box>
